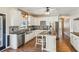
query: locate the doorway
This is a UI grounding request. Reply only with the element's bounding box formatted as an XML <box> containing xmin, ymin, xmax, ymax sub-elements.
<box><xmin>0</xmin><ymin>14</ymin><xmax>6</xmax><ymax>50</ymax></box>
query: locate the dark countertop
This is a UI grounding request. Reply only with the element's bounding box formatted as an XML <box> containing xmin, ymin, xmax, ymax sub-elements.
<box><xmin>10</xmin><ymin>29</ymin><xmax>29</xmax><ymax>35</ymax></box>
<box><xmin>39</xmin><ymin>31</ymin><xmax>56</xmax><ymax>36</ymax></box>
<box><xmin>9</xmin><ymin>26</ymin><xmax>49</xmax><ymax>35</ymax></box>
<box><xmin>9</xmin><ymin>27</ymin><xmax>49</xmax><ymax>35</ymax></box>
<box><xmin>39</xmin><ymin>31</ymin><xmax>49</xmax><ymax>35</ymax></box>
<box><xmin>71</xmin><ymin>32</ymin><xmax>79</xmax><ymax>36</ymax></box>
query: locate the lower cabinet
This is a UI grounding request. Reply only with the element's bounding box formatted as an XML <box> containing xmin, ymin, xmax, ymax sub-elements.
<box><xmin>45</xmin><ymin>35</ymin><xmax>56</xmax><ymax>52</ymax></box>
<box><xmin>70</xmin><ymin>33</ymin><xmax>79</xmax><ymax>51</ymax></box>
<box><xmin>25</xmin><ymin>30</ymin><xmax>45</xmax><ymax>44</ymax></box>
<box><xmin>25</xmin><ymin>34</ymin><xmax>30</xmax><ymax>43</ymax></box>
<box><xmin>70</xmin><ymin>34</ymin><xmax>76</xmax><ymax>47</ymax></box>
<box><xmin>74</xmin><ymin>37</ymin><xmax>79</xmax><ymax>51</ymax></box>
<box><xmin>25</xmin><ymin>31</ymin><xmax>35</xmax><ymax>43</ymax></box>
<box><xmin>10</xmin><ymin>34</ymin><xmax>17</xmax><ymax>49</ymax></box>
<box><xmin>10</xmin><ymin>34</ymin><xmax>25</xmax><ymax>49</ymax></box>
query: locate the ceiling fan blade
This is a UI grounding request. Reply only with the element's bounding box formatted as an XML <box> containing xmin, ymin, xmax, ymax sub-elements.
<box><xmin>46</xmin><ymin>7</ymin><xmax>49</xmax><ymax>12</ymax></box>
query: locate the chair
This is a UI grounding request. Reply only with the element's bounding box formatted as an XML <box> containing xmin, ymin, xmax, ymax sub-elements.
<box><xmin>35</xmin><ymin>31</ymin><xmax>47</xmax><ymax>51</ymax></box>
<box><xmin>35</xmin><ymin>35</ymin><xmax>43</xmax><ymax>46</ymax></box>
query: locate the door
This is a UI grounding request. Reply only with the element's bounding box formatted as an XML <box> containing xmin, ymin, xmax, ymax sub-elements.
<box><xmin>0</xmin><ymin>14</ymin><xmax>6</xmax><ymax>50</ymax></box>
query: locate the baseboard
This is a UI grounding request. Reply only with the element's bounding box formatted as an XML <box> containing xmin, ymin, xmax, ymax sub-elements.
<box><xmin>0</xmin><ymin>46</ymin><xmax>10</xmax><ymax>52</ymax></box>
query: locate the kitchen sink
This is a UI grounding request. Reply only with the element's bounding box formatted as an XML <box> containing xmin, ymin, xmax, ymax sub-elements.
<box><xmin>26</xmin><ymin>31</ymin><xmax>32</xmax><ymax>34</ymax></box>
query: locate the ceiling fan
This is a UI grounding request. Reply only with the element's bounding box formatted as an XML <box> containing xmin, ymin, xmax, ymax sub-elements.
<box><xmin>45</xmin><ymin>7</ymin><xmax>55</xmax><ymax>15</ymax></box>
<box><xmin>45</xmin><ymin>7</ymin><xmax>50</xmax><ymax>15</ymax></box>
<box><xmin>46</xmin><ymin>7</ymin><xmax>50</xmax><ymax>12</ymax></box>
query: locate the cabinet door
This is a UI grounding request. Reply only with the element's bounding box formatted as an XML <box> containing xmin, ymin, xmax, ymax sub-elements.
<box><xmin>71</xmin><ymin>35</ymin><xmax>79</xmax><ymax>51</ymax></box>
<box><xmin>25</xmin><ymin>34</ymin><xmax>30</xmax><ymax>43</ymax></box>
<box><xmin>25</xmin><ymin>33</ymin><xmax>34</xmax><ymax>43</ymax></box>
<box><xmin>75</xmin><ymin>37</ymin><xmax>79</xmax><ymax>51</ymax></box>
<box><xmin>70</xmin><ymin>33</ymin><xmax>73</xmax><ymax>45</ymax></box>
<box><xmin>46</xmin><ymin>36</ymin><xmax>56</xmax><ymax>52</ymax></box>
<box><xmin>70</xmin><ymin>34</ymin><xmax>76</xmax><ymax>47</ymax></box>
<box><xmin>10</xmin><ymin>34</ymin><xmax>17</xmax><ymax>49</ymax></box>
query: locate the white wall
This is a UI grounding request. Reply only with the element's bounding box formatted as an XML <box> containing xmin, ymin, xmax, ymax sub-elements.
<box><xmin>0</xmin><ymin>7</ymin><xmax>12</xmax><ymax>48</ymax></box>
<box><xmin>64</xmin><ymin>18</ymin><xmax>70</xmax><ymax>36</ymax></box>
<box><xmin>0</xmin><ymin>7</ymin><xmax>11</xmax><ymax>35</ymax></box>
<box><xmin>31</xmin><ymin>16</ymin><xmax>58</xmax><ymax>26</ymax></box>
<box><xmin>70</xmin><ymin>10</ymin><xmax>79</xmax><ymax>32</ymax></box>
<box><xmin>0</xmin><ymin>7</ymin><xmax>24</xmax><ymax>48</ymax></box>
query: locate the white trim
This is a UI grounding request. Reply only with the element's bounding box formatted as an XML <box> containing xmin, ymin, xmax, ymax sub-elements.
<box><xmin>0</xmin><ymin>46</ymin><xmax>10</xmax><ymax>52</ymax></box>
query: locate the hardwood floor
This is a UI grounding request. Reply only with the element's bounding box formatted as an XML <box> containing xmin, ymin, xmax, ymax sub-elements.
<box><xmin>2</xmin><ymin>38</ymin><xmax>47</xmax><ymax>52</ymax></box>
<box><xmin>56</xmin><ymin>35</ymin><xmax>76</xmax><ymax>52</ymax></box>
<box><xmin>2</xmin><ymin>34</ymin><xmax>76</xmax><ymax>52</ymax></box>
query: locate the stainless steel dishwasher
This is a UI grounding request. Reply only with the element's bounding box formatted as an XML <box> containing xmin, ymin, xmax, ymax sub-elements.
<box><xmin>17</xmin><ymin>33</ymin><xmax>25</xmax><ymax>47</ymax></box>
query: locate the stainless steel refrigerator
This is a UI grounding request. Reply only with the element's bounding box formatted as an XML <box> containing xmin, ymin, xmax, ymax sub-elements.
<box><xmin>0</xmin><ymin>14</ymin><xmax>6</xmax><ymax>51</ymax></box>
<box><xmin>55</xmin><ymin>22</ymin><xmax>59</xmax><ymax>39</ymax></box>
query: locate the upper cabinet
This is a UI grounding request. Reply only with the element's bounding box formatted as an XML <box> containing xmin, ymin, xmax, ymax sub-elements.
<box><xmin>73</xmin><ymin>19</ymin><xmax>79</xmax><ymax>32</ymax></box>
<box><xmin>28</xmin><ymin>16</ymin><xmax>34</xmax><ymax>26</ymax></box>
<box><xmin>70</xmin><ymin>17</ymin><xmax>79</xmax><ymax>32</ymax></box>
<box><xmin>10</xmin><ymin>8</ymin><xmax>22</xmax><ymax>26</ymax></box>
<box><xmin>30</xmin><ymin>16</ymin><xmax>58</xmax><ymax>26</ymax></box>
<box><xmin>10</xmin><ymin>8</ymin><xmax>29</xmax><ymax>28</ymax></box>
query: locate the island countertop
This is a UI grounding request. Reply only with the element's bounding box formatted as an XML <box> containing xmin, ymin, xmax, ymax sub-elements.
<box><xmin>71</xmin><ymin>32</ymin><xmax>79</xmax><ymax>36</ymax></box>
<box><xmin>39</xmin><ymin>31</ymin><xmax>56</xmax><ymax>35</ymax></box>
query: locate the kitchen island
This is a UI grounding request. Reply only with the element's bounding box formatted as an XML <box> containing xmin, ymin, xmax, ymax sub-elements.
<box><xmin>36</xmin><ymin>31</ymin><xmax>56</xmax><ymax>52</ymax></box>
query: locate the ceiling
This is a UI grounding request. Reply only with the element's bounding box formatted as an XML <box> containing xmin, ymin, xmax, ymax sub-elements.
<box><xmin>18</xmin><ymin>7</ymin><xmax>79</xmax><ymax>16</ymax></box>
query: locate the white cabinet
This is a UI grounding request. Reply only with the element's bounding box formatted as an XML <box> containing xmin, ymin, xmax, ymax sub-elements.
<box><xmin>10</xmin><ymin>9</ymin><xmax>21</xmax><ymax>26</ymax></box>
<box><xmin>25</xmin><ymin>34</ymin><xmax>29</xmax><ymax>43</ymax></box>
<box><xmin>74</xmin><ymin>36</ymin><xmax>79</xmax><ymax>51</ymax></box>
<box><xmin>70</xmin><ymin>33</ymin><xmax>75</xmax><ymax>47</ymax></box>
<box><xmin>10</xmin><ymin>34</ymin><xmax>17</xmax><ymax>49</ymax></box>
<box><xmin>25</xmin><ymin>30</ymin><xmax>45</xmax><ymax>43</ymax></box>
<box><xmin>34</xmin><ymin>32</ymin><xmax>56</xmax><ymax>52</ymax></box>
<box><xmin>46</xmin><ymin>35</ymin><xmax>56</xmax><ymax>52</ymax></box>
<box><xmin>10</xmin><ymin>34</ymin><xmax>24</xmax><ymax>49</ymax></box>
<box><xmin>25</xmin><ymin>30</ymin><xmax>37</xmax><ymax>43</ymax></box>
<box><xmin>70</xmin><ymin>33</ymin><xmax>79</xmax><ymax>51</ymax></box>
<box><xmin>28</xmin><ymin>16</ymin><xmax>34</xmax><ymax>26</ymax></box>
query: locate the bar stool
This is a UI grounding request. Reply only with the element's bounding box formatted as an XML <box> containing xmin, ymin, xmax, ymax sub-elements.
<box><xmin>35</xmin><ymin>35</ymin><xmax>43</xmax><ymax>46</ymax></box>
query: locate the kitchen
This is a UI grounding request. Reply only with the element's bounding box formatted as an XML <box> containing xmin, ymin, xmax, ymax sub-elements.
<box><xmin>0</xmin><ymin>7</ymin><xmax>79</xmax><ymax>52</ymax></box>
<box><xmin>0</xmin><ymin>7</ymin><xmax>57</xmax><ymax>52</ymax></box>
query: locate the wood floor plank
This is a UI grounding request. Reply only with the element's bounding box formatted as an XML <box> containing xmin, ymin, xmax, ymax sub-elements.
<box><xmin>3</xmin><ymin>34</ymin><xmax>76</xmax><ymax>52</ymax></box>
<box><xmin>3</xmin><ymin>38</ymin><xmax>47</xmax><ymax>52</ymax></box>
<box><xmin>56</xmin><ymin>35</ymin><xmax>76</xmax><ymax>52</ymax></box>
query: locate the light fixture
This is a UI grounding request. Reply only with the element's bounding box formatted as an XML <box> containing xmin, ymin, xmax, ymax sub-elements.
<box><xmin>45</xmin><ymin>7</ymin><xmax>50</xmax><ymax>15</ymax></box>
<box><xmin>45</xmin><ymin>12</ymin><xmax>50</xmax><ymax>15</ymax></box>
<box><xmin>25</xmin><ymin>14</ymin><xmax>28</xmax><ymax>18</ymax></box>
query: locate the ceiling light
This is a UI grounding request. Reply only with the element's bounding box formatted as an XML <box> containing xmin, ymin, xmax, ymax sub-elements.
<box><xmin>45</xmin><ymin>12</ymin><xmax>50</xmax><ymax>15</ymax></box>
<box><xmin>45</xmin><ymin>7</ymin><xmax>50</xmax><ymax>15</ymax></box>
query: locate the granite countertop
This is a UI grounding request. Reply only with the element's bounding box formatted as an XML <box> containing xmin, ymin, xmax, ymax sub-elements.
<box><xmin>71</xmin><ymin>32</ymin><xmax>79</xmax><ymax>36</ymax></box>
<box><xmin>39</xmin><ymin>31</ymin><xmax>49</xmax><ymax>35</ymax></box>
<box><xmin>10</xmin><ymin>29</ymin><xmax>29</xmax><ymax>34</ymax></box>
<box><xmin>39</xmin><ymin>31</ymin><xmax>56</xmax><ymax>36</ymax></box>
